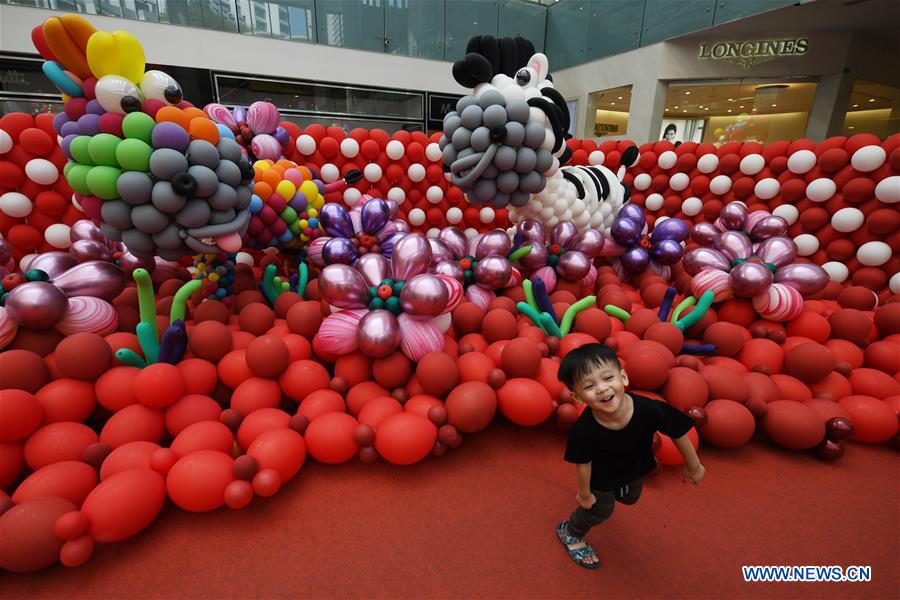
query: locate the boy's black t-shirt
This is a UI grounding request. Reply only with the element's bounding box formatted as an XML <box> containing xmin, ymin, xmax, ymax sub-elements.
<box><xmin>564</xmin><ymin>394</ymin><xmax>694</xmax><ymax>491</ymax></box>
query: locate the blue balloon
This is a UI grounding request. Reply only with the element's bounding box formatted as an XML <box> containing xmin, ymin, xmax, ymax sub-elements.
<box><xmin>249</xmin><ymin>195</ymin><xmax>263</xmax><ymax>213</ymax></box>
<box><xmin>216</xmin><ymin>124</ymin><xmax>236</xmax><ymax>140</ymax></box>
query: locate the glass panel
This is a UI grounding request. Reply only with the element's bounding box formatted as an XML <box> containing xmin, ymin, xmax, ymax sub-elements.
<box><xmin>199</xmin><ymin>0</ymin><xmax>226</xmax><ymax>29</ymax></box>
<box><xmin>348</xmin><ymin>88</ymin><xmax>422</xmax><ymax>119</ymax></box>
<box><xmin>444</xmin><ymin>0</ymin><xmax>499</xmax><ymax>62</ymax></box>
<box><xmin>842</xmin><ymin>79</ymin><xmax>900</xmax><ymax>139</ymax></box>
<box><xmin>566</xmin><ymin>99</ymin><xmax>577</xmax><ymax>136</ymax></box>
<box><xmin>585</xmin><ymin>85</ymin><xmax>631</xmax><ymax>139</ymax></box>
<box><xmin>74</xmin><ymin>0</ymin><xmax>100</xmax><ymax>14</ymax></box>
<box><xmin>713</xmin><ymin>0</ymin><xmax>795</xmax><ymax>26</ymax></box>
<box><xmin>219</xmin><ymin>0</ymin><xmax>240</xmax><ymax>32</ymax></box>
<box><xmin>586</xmin><ymin>0</ymin><xmax>643</xmax><ymax>61</ymax></box>
<box><xmin>272</xmin><ymin>0</ymin><xmax>316</xmax><ymax>41</ymax></box>
<box><xmin>49</xmin><ymin>1</ymin><xmax>80</xmax><ymax>10</ymax></box>
<box><xmin>385</xmin><ymin>0</ymin><xmax>444</xmax><ymax>60</ymax></box>
<box><xmin>662</xmin><ymin>80</ymin><xmax>818</xmax><ymax>144</ymax></box>
<box><xmin>281</xmin><ymin>113</ymin><xmax>422</xmax><ymax>133</ymax></box>
<box><xmin>0</xmin><ymin>98</ymin><xmax>65</xmax><ymax>117</ymax></box>
<box><xmin>316</xmin><ymin>0</ymin><xmax>386</xmax><ymax>52</ymax></box>
<box><xmin>98</xmin><ymin>0</ymin><xmax>124</xmax><ymax>17</ymax></box>
<box><xmin>0</xmin><ymin>56</ymin><xmax>64</xmax><ymax>96</ymax></box>
<box><xmin>640</xmin><ymin>0</ymin><xmax>714</xmax><ymax>47</ymax></box>
<box><xmin>216</xmin><ymin>75</ymin><xmax>350</xmax><ymax>113</ymax></box>
<box><xmin>544</xmin><ymin>0</ymin><xmax>589</xmax><ymax>70</ymax></box>
<box><xmin>122</xmin><ymin>0</ymin><xmax>160</xmax><ymax>21</ymax></box>
<box><xmin>499</xmin><ymin>0</ymin><xmax>546</xmax><ymax>53</ymax></box>
<box><xmin>163</xmin><ymin>0</ymin><xmax>202</xmax><ymax>26</ymax></box>
<box><xmin>4</xmin><ymin>0</ymin><xmax>49</xmax><ymax>7</ymax></box>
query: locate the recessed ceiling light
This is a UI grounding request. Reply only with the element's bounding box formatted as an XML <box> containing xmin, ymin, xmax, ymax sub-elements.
<box><xmin>771</xmin><ymin>104</ymin><xmax>777</xmax><ymax>107</ymax></box>
<box><xmin>868</xmin><ymin>98</ymin><xmax>875</xmax><ymax>102</ymax></box>
<box><xmin>685</xmin><ymin>91</ymin><xmax>691</xmax><ymax>95</ymax></box>
<box><xmin>727</xmin><ymin>98</ymin><xmax>734</xmax><ymax>101</ymax></box>
<box><xmin>610</xmin><ymin>102</ymin><xmax>615</xmax><ymax>105</ymax></box>
<box><xmin>752</xmin><ymin>108</ymin><xmax>758</xmax><ymax>111</ymax></box>
<box><xmin>727</xmin><ymin>109</ymin><xmax>732</xmax><ymax>113</ymax></box>
<box><xmin>618</xmin><ymin>96</ymin><xmax>623</xmax><ymax>100</ymax></box>
<box><xmin>739</xmin><ymin>105</ymin><xmax>744</xmax><ymax>108</ymax></box>
<box><xmin>682</xmin><ymin>109</ymin><xmax>687</xmax><ymax>113</ymax></box>
<box><xmin>852</xmin><ymin>104</ymin><xmax>859</xmax><ymax>108</ymax></box>
<box><xmin>848</xmin><ymin>126</ymin><xmax>855</xmax><ymax>129</ymax></box>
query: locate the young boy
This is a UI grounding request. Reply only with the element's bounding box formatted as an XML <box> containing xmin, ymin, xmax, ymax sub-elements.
<box><xmin>555</xmin><ymin>344</ymin><xmax>705</xmax><ymax>569</ymax></box>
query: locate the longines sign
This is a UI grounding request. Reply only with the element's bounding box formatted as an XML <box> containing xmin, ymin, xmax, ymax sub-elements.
<box><xmin>698</xmin><ymin>38</ymin><xmax>809</xmax><ymax>69</ymax></box>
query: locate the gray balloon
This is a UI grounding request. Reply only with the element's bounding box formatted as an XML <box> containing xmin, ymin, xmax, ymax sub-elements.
<box><xmin>510</xmin><ymin>190</ymin><xmax>531</xmax><ymax>207</ymax></box>
<box><xmin>442</xmin><ymin>145</ymin><xmax>457</xmax><ymax>164</ymax></box>
<box><xmin>236</xmin><ymin>186</ymin><xmax>252</xmax><ymax>210</ymax></box>
<box><xmin>492</xmin><ymin>192</ymin><xmax>510</xmax><ymax>208</ymax></box>
<box><xmin>176</xmin><ymin>199</ymin><xmax>212</xmax><ymax>228</ymax></box>
<box><xmin>524</xmin><ymin>122</ymin><xmax>546</xmax><ymax>149</ymax></box>
<box><xmin>520</xmin><ymin>171</ymin><xmax>546</xmax><ymax>193</ymax></box>
<box><xmin>215</xmin><ymin>160</ymin><xmax>241</xmax><ymax>187</ymax></box>
<box><xmin>158</xmin><ymin>246</ymin><xmax>190</xmax><ymax>262</ymax></box>
<box><xmin>482</xmin><ymin>164</ymin><xmax>499</xmax><ymax>180</ymax></box>
<box><xmin>238</xmin><ymin>161</ymin><xmax>253</xmax><ymax>185</ymax></box>
<box><xmin>152</xmin><ymin>224</ymin><xmax>183</xmax><ymax>250</ymax></box>
<box><xmin>460</xmin><ymin>105</ymin><xmax>484</xmax><ymax>130</ymax></box>
<box><xmin>117</xmin><ymin>171</ymin><xmax>153</xmax><ymax>205</ymax></box>
<box><xmin>478</xmin><ymin>90</ymin><xmax>506</xmax><ymax>108</ymax></box>
<box><xmin>438</xmin><ymin>135</ymin><xmax>448</xmax><ymax>150</ymax></box>
<box><xmin>535</xmin><ymin>149</ymin><xmax>554</xmax><ymax>173</ymax></box>
<box><xmin>217</xmin><ymin>138</ymin><xmax>243</xmax><ymax>163</ymax></box>
<box><xmin>493</xmin><ymin>146</ymin><xmax>517</xmax><ymax>171</ymax></box>
<box><xmin>132</xmin><ymin>203</ymin><xmax>171</xmax><ymax>234</ymax></box>
<box><xmin>456</xmin><ymin>147</ymin><xmax>474</xmax><ymax>162</ymax></box>
<box><xmin>506</xmin><ymin>100</ymin><xmax>530</xmax><ymax>124</ymax></box>
<box><xmin>99</xmin><ymin>223</ymin><xmax>122</xmax><ymax>242</ymax></box>
<box><xmin>186</xmin><ymin>140</ymin><xmax>219</xmax><ymax>169</ymax></box>
<box><xmin>209</xmin><ymin>182</ymin><xmax>238</xmax><ymax>211</ymax></box>
<box><xmin>152</xmin><ymin>181</ymin><xmax>187</xmax><ymax>213</ymax></box>
<box><xmin>451</xmin><ymin>127</ymin><xmax>471</xmax><ymax>151</ymax></box>
<box><xmin>505</xmin><ymin>122</ymin><xmax>525</xmax><ymax>148</ymax></box>
<box><xmin>483</xmin><ymin>105</ymin><xmax>508</xmax><ymax>128</ymax></box>
<box><xmin>122</xmin><ymin>228</ymin><xmax>155</xmax><ymax>254</ymax></box>
<box><xmin>497</xmin><ymin>171</ymin><xmax>519</xmax><ymax>194</ymax></box>
<box><xmin>473</xmin><ymin>179</ymin><xmax>497</xmax><ymax>204</ymax></box>
<box><xmin>515</xmin><ymin>147</ymin><xmax>538</xmax><ymax>173</ymax></box>
<box><xmin>188</xmin><ymin>165</ymin><xmax>218</xmax><ymax>197</ymax></box>
<box><xmin>456</xmin><ymin>95</ymin><xmax>478</xmax><ymax>114</ymax></box>
<box><xmin>210</xmin><ymin>209</ymin><xmax>236</xmax><ymax>225</ymax></box>
<box><xmin>101</xmin><ymin>199</ymin><xmax>133</xmax><ymax>230</ymax></box>
<box><xmin>470</xmin><ymin>127</ymin><xmax>491</xmax><ymax>152</ymax></box>
<box><xmin>150</xmin><ymin>148</ymin><xmax>188</xmax><ymax>180</ymax></box>
<box><xmin>443</xmin><ymin>116</ymin><xmax>462</xmax><ymax>138</ymax></box>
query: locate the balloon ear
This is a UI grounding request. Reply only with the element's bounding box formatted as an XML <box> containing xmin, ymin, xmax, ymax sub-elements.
<box><xmin>452</xmin><ymin>53</ymin><xmax>493</xmax><ymax>88</ymax></box>
<box><xmin>621</xmin><ymin>146</ymin><xmax>640</xmax><ymax>169</ymax></box>
<box><xmin>528</xmin><ymin>53</ymin><xmax>549</xmax><ymax>84</ymax></box>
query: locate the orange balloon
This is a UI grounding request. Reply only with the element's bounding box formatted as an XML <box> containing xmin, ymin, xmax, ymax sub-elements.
<box><xmin>155</xmin><ymin>106</ymin><xmax>189</xmax><ymax>130</ymax></box>
<box><xmin>262</xmin><ymin>169</ymin><xmax>282</xmax><ymax>190</ymax></box>
<box><xmin>188</xmin><ymin>117</ymin><xmax>220</xmax><ymax>145</ymax></box>
<box><xmin>182</xmin><ymin>107</ymin><xmax>206</xmax><ymax>121</ymax></box>
<box><xmin>374</xmin><ymin>413</ymin><xmax>437</xmax><ymax>465</ymax></box>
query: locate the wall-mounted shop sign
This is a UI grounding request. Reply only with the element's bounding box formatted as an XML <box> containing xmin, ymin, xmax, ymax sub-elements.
<box><xmin>427</xmin><ymin>93</ymin><xmax>463</xmax><ymax>130</ymax></box>
<box><xmin>594</xmin><ymin>123</ymin><xmax>620</xmax><ymax>136</ymax></box>
<box><xmin>698</xmin><ymin>38</ymin><xmax>809</xmax><ymax>69</ymax></box>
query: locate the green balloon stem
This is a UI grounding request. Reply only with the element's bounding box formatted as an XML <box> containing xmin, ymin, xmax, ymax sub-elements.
<box><xmin>136</xmin><ymin>321</ymin><xmax>159</xmax><ymax>364</ymax></box>
<box><xmin>670</xmin><ymin>296</ymin><xmax>697</xmax><ymax>324</ymax></box>
<box><xmin>508</xmin><ymin>245</ymin><xmax>533</xmax><ymax>263</ymax></box>
<box><xmin>133</xmin><ymin>268</ymin><xmax>157</xmax><ymax>330</ymax></box>
<box><xmin>560</xmin><ymin>295</ymin><xmax>596</xmax><ymax>337</ymax></box>
<box><xmin>516</xmin><ymin>302</ymin><xmax>547</xmax><ymax>333</ymax></box>
<box><xmin>540</xmin><ymin>312</ymin><xmax>563</xmax><ymax>338</ymax></box>
<box><xmin>297</xmin><ymin>262</ymin><xmax>309</xmax><ymax>299</ymax></box>
<box><xmin>261</xmin><ymin>264</ymin><xmax>279</xmax><ymax>306</ymax></box>
<box><xmin>674</xmin><ymin>290</ymin><xmax>714</xmax><ymax>332</ymax></box>
<box><xmin>604</xmin><ymin>304</ymin><xmax>631</xmax><ymax>323</ymax></box>
<box><xmin>523</xmin><ymin>279</ymin><xmax>539</xmax><ymax>312</ymax></box>
<box><xmin>116</xmin><ymin>348</ymin><xmax>147</xmax><ymax>368</ymax></box>
<box><xmin>170</xmin><ymin>280</ymin><xmax>202</xmax><ymax>323</ymax></box>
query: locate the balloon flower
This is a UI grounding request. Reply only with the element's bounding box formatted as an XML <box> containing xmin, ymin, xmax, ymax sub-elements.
<box><xmin>513</xmin><ymin>219</ymin><xmax>605</xmax><ymax>292</ymax></box>
<box><xmin>307</xmin><ymin>196</ymin><xmax>407</xmax><ymax>268</ymax></box>
<box><xmin>683</xmin><ymin>203</ymin><xmax>828</xmax><ymax>321</ymax></box>
<box><xmin>204</xmin><ymin>102</ymin><xmax>290</xmax><ymax>161</ymax></box>
<box><xmin>317</xmin><ymin>233</ymin><xmax>462</xmax><ymax>360</ymax></box>
<box><xmin>516</xmin><ymin>279</ymin><xmax>597</xmax><ymax>339</ymax></box>
<box><xmin>190</xmin><ymin>252</ymin><xmax>236</xmax><ymax>305</ymax></box>
<box><xmin>430</xmin><ymin>227</ymin><xmax>531</xmax><ymax>311</ymax></box>
<box><xmin>605</xmin><ymin>204</ymin><xmax>688</xmax><ymax>281</ymax></box>
<box><xmin>33</xmin><ymin>15</ymin><xmax>254</xmax><ymax>260</ymax></box>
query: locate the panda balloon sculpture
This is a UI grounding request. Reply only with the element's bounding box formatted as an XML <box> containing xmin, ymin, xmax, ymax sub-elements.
<box><xmin>441</xmin><ymin>35</ymin><xmax>639</xmax><ymax>232</ymax></box>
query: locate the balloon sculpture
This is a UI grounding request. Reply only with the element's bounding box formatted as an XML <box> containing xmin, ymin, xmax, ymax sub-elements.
<box><xmin>683</xmin><ymin>202</ymin><xmax>829</xmax><ymax>320</ymax></box>
<box><xmin>307</xmin><ymin>196</ymin><xmax>407</xmax><ymax>268</ymax></box>
<box><xmin>317</xmin><ymin>233</ymin><xmax>462</xmax><ymax>360</ymax></box>
<box><xmin>441</xmin><ymin>35</ymin><xmax>639</xmax><ymax>231</ymax></box>
<box><xmin>513</xmin><ymin>219</ymin><xmax>605</xmax><ymax>292</ymax></box>
<box><xmin>604</xmin><ymin>204</ymin><xmax>688</xmax><ymax>281</ymax></box>
<box><xmin>32</xmin><ymin>15</ymin><xmax>254</xmax><ymax>260</ymax></box>
<box><xmin>204</xmin><ymin>102</ymin><xmax>290</xmax><ymax>162</ymax></box>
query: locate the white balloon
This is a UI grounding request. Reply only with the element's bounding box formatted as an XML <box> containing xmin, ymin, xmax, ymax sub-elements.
<box><xmin>296</xmin><ymin>134</ymin><xmax>316</xmax><ymax>155</ymax></box>
<box><xmin>0</xmin><ymin>192</ymin><xmax>33</xmax><ymax>218</ymax></box>
<box><xmin>236</xmin><ymin>252</ymin><xmax>254</xmax><ymax>266</ymax></box>
<box><xmin>806</xmin><ymin>178</ymin><xmax>836</xmax><ymax>202</ymax></box>
<box><xmin>831</xmin><ymin>207</ymin><xmax>864</xmax><ymax>232</ymax></box>
<box><xmin>857</xmin><ymin>241</ymin><xmax>891</xmax><ymax>266</ymax></box>
<box><xmin>343</xmin><ymin>187</ymin><xmax>362</xmax><ymax>207</ymax></box>
<box><xmin>464</xmin><ymin>227</ymin><xmax>479</xmax><ymax>239</ymax></box>
<box><xmin>739</xmin><ymin>154</ymin><xmax>765</xmax><ymax>176</ymax></box>
<box><xmin>320</xmin><ymin>163</ymin><xmax>339</xmax><ymax>183</ymax></box>
<box><xmin>25</xmin><ymin>159</ymin><xmax>58</xmax><ymax>185</ymax></box>
<box><xmin>387</xmin><ymin>187</ymin><xmax>405</xmax><ymax>203</ymax></box>
<box><xmin>669</xmin><ymin>173</ymin><xmax>689</xmax><ymax>191</ymax></box>
<box><xmin>890</xmin><ymin>272</ymin><xmax>900</xmax><ymax>294</ymax></box>
<box><xmin>339</xmin><ymin>138</ymin><xmax>359</xmax><ymax>158</ymax></box>
<box><xmin>386</xmin><ymin>140</ymin><xmax>405</xmax><ymax>160</ymax></box>
<box><xmin>0</xmin><ymin>129</ymin><xmax>12</xmax><ymax>154</ymax></box>
<box><xmin>633</xmin><ymin>173</ymin><xmax>651</xmax><ymax>191</ymax></box>
<box><xmin>408</xmin><ymin>208</ymin><xmax>425</xmax><ymax>226</ymax></box>
<box><xmin>793</xmin><ymin>234</ymin><xmax>819</xmax><ymax>256</ymax></box>
<box><xmin>656</xmin><ymin>216</ymin><xmax>669</xmax><ymax>225</ymax></box>
<box><xmin>44</xmin><ymin>223</ymin><xmax>71</xmax><ymax>249</ymax></box>
<box><xmin>874</xmin><ymin>176</ymin><xmax>899</xmax><ymax>203</ymax></box>
<box><xmin>408</xmin><ymin>164</ymin><xmax>426</xmax><ymax>182</ymax></box>
<box><xmin>657</xmin><ymin>151</ymin><xmax>677</xmax><ymax>170</ymax></box>
<box><xmin>363</xmin><ymin>163</ymin><xmax>382</xmax><ymax>183</ymax></box>
<box><xmin>697</xmin><ymin>154</ymin><xmax>718</xmax><ymax>173</ymax></box>
<box><xmin>850</xmin><ymin>145</ymin><xmax>886</xmax><ymax>172</ymax></box>
<box><xmin>426</xmin><ymin>227</ymin><xmax>440</xmax><ymax>239</ymax></box>
<box><xmin>787</xmin><ymin>150</ymin><xmax>816</xmax><ymax>174</ymax></box>
<box><xmin>645</xmin><ymin>193</ymin><xmax>664</xmax><ymax>211</ymax></box>
<box><xmin>682</xmin><ymin>197</ymin><xmax>702</xmax><ymax>216</ymax></box>
<box><xmin>479</xmin><ymin>207</ymin><xmax>495</xmax><ymax>223</ymax></box>
<box><xmin>588</xmin><ymin>150</ymin><xmax>605</xmax><ymax>165</ymax></box>
<box><xmin>754</xmin><ymin>178</ymin><xmax>779</xmax><ymax>200</ymax></box>
<box><xmin>71</xmin><ymin>194</ymin><xmax>84</xmax><ymax>213</ymax></box>
<box><xmin>446</xmin><ymin>207</ymin><xmax>463</xmax><ymax>224</ymax></box>
<box><xmin>426</xmin><ymin>186</ymin><xmax>443</xmax><ymax>204</ymax></box>
<box><xmin>772</xmin><ymin>204</ymin><xmax>798</xmax><ymax>225</ymax></box>
<box><xmin>19</xmin><ymin>253</ymin><xmax>38</xmax><ymax>271</ymax></box>
<box><xmin>709</xmin><ymin>175</ymin><xmax>732</xmax><ymax>195</ymax></box>
<box><xmin>425</xmin><ymin>143</ymin><xmax>442</xmax><ymax>162</ymax></box>
<box><xmin>821</xmin><ymin>261</ymin><xmax>849</xmax><ymax>283</ymax></box>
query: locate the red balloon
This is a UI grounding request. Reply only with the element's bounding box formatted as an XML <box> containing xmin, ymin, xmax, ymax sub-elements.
<box><xmin>404</xmin><ymin>394</ymin><xmax>443</xmax><ymax>420</ymax></box>
<box><xmin>133</xmin><ymin>363</ymin><xmax>185</xmax><ymax>409</ymax></box>
<box><xmin>54</xmin><ymin>333</ymin><xmax>112</xmax><ymax>381</ymax></box>
<box><xmin>445</xmin><ymin>381</ymin><xmax>497</xmax><ymax>433</ymax></box>
<box><xmin>655</xmin><ymin>428</ymin><xmax>699</xmax><ymax>465</ymax></box>
<box><xmin>783</xmin><ymin>343</ymin><xmax>836</xmax><ymax>383</ymax></box>
<box><xmin>738</xmin><ymin>338</ymin><xmax>784</xmax><ymax>373</ymax></box>
<box><xmin>166</xmin><ymin>450</ymin><xmax>234</xmax><ymax>512</ymax></box>
<box><xmin>24</xmin><ymin>422</ymin><xmax>98</xmax><ymax>469</ymax></box>
<box><xmin>662</xmin><ymin>367</ymin><xmax>709</xmax><ymax>411</ymax></box>
<box><xmin>334</xmin><ymin>351</ymin><xmax>373</xmax><ymax>387</ymax></box>
<box><xmin>482</xmin><ymin>309</ymin><xmax>517</xmax><ymax>342</ymax></box>
<box><xmin>303</xmin><ymin>412</ymin><xmax>359</xmax><ymax>464</ymax></box>
<box><xmin>558</xmin><ymin>333</ymin><xmax>599</xmax><ymax>358</ymax></box>
<box><xmin>34</xmin><ymin>379</ymin><xmax>96</xmax><ymax>424</ymax></box>
<box><xmin>164</xmin><ymin>394</ymin><xmax>221</xmax><ymax>437</ymax></box>
<box><xmin>248</xmin><ymin>428</ymin><xmax>306</xmax><ymax>482</ymax></box>
<box><xmin>279</xmin><ymin>359</ymin><xmax>331</xmax><ymax>401</ymax></box>
<box><xmin>95</xmin><ymin>366</ymin><xmax>140</xmax><ymax>411</ymax></box>
<box><xmin>252</xmin><ymin>468</ymin><xmax>281</xmax><ymax>497</ymax></box>
<box><xmin>236</xmin><ymin>407</ymin><xmax>291</xmax><ymax>450</ymax></box>
<box><xmin>244</xmin><ymin>335</ymin><xmax>290</xmax><ymax>378</ymax></box>
<box><xmin>99</xmin><ymin>404</ymin><xmax>165</xmax><ymax>448</ymax></box>
<box><xmin>373</xmin><ymin>413</ymin><xmax>437</xmax><ymax>465</ymax></box>
<box><xmin>170</xmin><ymin>421</ymin><xmax>234</xmax><ymax>458</ymax></box>
<box><xmin>82</xmin><ymin>468</ymin><xmax>166</xmax><ymax>541</ymax></box>
<box><xmin>297</xmin><ymin>389</ymin><xmax>345</xmax><ymax>423</ymax></box>
<box><xmin>372</xmin><ymin>351</ymin><xmax>412</xmax><ymax>388</ymax></box>
<box><xmin>762</xmin><ymin>401</ymin><xmax>825</xmax><ymax>449</ymax></box>
<box><xmin>848</xmin><ymin>368</ymin><xmax>900</xmax><ymax>399</ymax></box>
<box><xmin>99</xmin><ymin>441</ymin><xmax>160</xmax><ymax>480</ymax></box>
<box><xmin>346</xmin><ymin>381</ymin><xmax>390</xmax><ymax>417</ymax></box>
<box><xmin>0</xmin><ymin>496</ymin><xmax>76</xmax><ymax>572</ymax></box>
<box><xmin>189</xmin><ymin>321</ymin><xmax>234</xmax><ymax>362</ymax></box>
<box><xmin>500</xmin><ymin>338</ymin><xmax>542</xmax><ymax>378</ymax></box>
<box><xmin>497</xmin><ymin>378</ymin><xmax>553</xmax><ymax>426</ymax></box>
<box><xmin>224</xmin><ymin>480</ymin><xmax>253</xmax><ymax>509</ymax></box>
<box><xmin>838</xmin><ymin>395</ymin><xmax>899</xmax><ymax>443</ymax></box>
<box><xmin>416</xmin><ymin>352</ymin><xmax>459</xmax><ymax>397</ymax></box>
<box><xmin>12</xmin><ymin>460</ymin><xmax>97</xmax><ymax>506</ymax></box>
<box><xmin>0</xmin><ymin>389</ymin><xmax>43</xmax><ymax>442</ymax></box>
<box><xmin>231</xmin><ymin>377</ymin><xmax>282</xmax><ymax>414</ymax></box>
<box><xmin>770</xmin><ymin>374</ymin><xmax>813</xmax><ymax>401</ymax></box>
<box><xmin>700</xmin><ymin>399</ymin><xmax>755</xmax><ymax>447</ymax></box>
<box><xmin>358</xmin><ymin>396</ymin><xmax>403</xmax><ymax>428</ymax></box>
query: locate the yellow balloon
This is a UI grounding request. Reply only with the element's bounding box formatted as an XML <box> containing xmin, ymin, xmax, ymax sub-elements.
<box><xmin>276</xmin><ymin>180</ymin><xmax>297</xmax><ymax>200</ymax></box>
<box><xmin>307</xmin><ymin>208</ymin><xmax>317</xmax><ymax>218</ymax></box>
<box><xmin>86</xmin><ymin>30</ymin><xmax>146</xmax><ymax>83</ymax></box>
<box><xmin>299</xmin><ymin>180</ymin><xmax>318</xmax><ymax>205</ymax></box>
<box><xmin>254</xmin><ymin>160</ymin><xmax>270</xmax><ymax>171</ymax></box>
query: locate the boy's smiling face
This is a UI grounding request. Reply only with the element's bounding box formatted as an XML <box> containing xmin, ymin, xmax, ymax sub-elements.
<box><xmin>570</xmin><ymin>361</ymin><xmax>629</xmax><ymax>415</ymax></box>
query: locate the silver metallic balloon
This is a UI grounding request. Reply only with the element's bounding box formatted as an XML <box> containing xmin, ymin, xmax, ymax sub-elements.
<box><xmin>357</xmin><ymin>310</ymin><xmax>402</xmax><ymax>358</ymax></box>
<box><xmin>433</xmin><ymin>260</ymin><xmax>465</xmax><ymax>285</ymax></box>
<box><xmin>714</xmin><ymin>231</ymin><xmax>753</xmax><ymax>261</ymax></box>
<box><xmin>318</xmin><ymin>264</ymin><xmax>370</xmax><ymax>309</ymax></box>
<box><xmin>26</xmin><ymin>252</ymin><xmax>79</xmax><ymax>279</ymax></box>
<box><xmin>720</xmin><ymin>202</ymin><xmax>748</xmax><ymax>230</ymax></box>
<box><xmin>474</xmin><ymin>256</ymin><xmax>512</xmax><ymax>290</ymax></box>
<box><xmin>775</xmin><ymin>263</ymin><xmax>829</xmax><ymax>296</ymax></box>
<box><xmin>438</xmin><ymin>227</ymin><xmax>467</xmax><ymax>258</ymax></box>
<box><xmin>399</xmin><ymin>274</ymin><xmax>449</xmax><ymax>317</ymax></box>
<box><xmin>571</xmin><ymin>229</ymin><xmax>605</xmax><ymax>258</ymax></box>
<box><xmin>730</xmin><ymin>261</ymin><xmax>774</xmax><ymax>297</ymax></box>
<box><xmin>5</xmin><ymin>282</ymin><xmax>69</xmax><ymax>329</ymax></box>
<box><xmin>516</xmin><ymin>219</ymin><xmax>546</xmax><ymax>244</ymax></box>
<box><xmin>519</xmin><ymin>243</ymin><xmax>548</xmax><ymax>272</ymax></box>
<box><xmin>682</xmin><ymin>247</ymin><xmax>731</xmax><ymax>276</ymax></box>
<box><xmin>428</xmin><ymin>239</ymin><xmax>455</xmax><ymax>267</ymax></box>
<box><xmin>756</xmin><ymin>236</ymin><xmax>798</xmax><ymax>268</ymax></box>
<box><xmin>557</xmin><ymin>251</ymin><xmax>592</xmax><ymax>281</ymax></box>
<box><xmin>475</xmin><ymin>230</ymin><xmax>512</xmax><ymax>258</ymax></box>
<box><xmin>392</xmin><ymin>233</ymin><xmax>432</xmax><ymax>281</ymax></box>
<box><xmin>355</xmin><ymin>253</ymin><xmax>391</xmax><ymax>288</ymax></box>
<box><xmin>51</xmin><ymin>261</ymin><xmax>127</xmax><ymax>301</ymax></box>
<box><xmin>690</xmin><ymin>222</ymin><xmax>720</xmax><ymax>246</ymax></box>
<box><xmin>550</xmin><ymin>221</ymin><xmax>578</xmax><ymax>249</ymax></box>
<box><xmin>749</xmin><ymin>215</ymin><xmax>788</xmax><ymax>242</ymax></box>
<box><xmin>70</xmin><ymin>239</ymin><xmax>112</xmax><ymax>262</ymax></box>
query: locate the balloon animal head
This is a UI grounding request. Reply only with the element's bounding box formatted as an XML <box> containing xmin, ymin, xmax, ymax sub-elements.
<box><xmin>440</xmin><ymin>36</ymin><xmax>572</xmax><ymax>210</ymax></box>
<box><xmin>32</xmin><ymin>14</ymin><xmax>254</xmax><ymax>260</ymax></box>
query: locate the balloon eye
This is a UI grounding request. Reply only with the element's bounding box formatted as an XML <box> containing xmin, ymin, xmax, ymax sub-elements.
<box><xmin>140</xmin><ymin>70</ymin><xmax>183</xmax><ymax>105</ymax></box>
<box><xmin>164</xmin><ymin>85</ymin><xmax>183</xmax><ymax>104</ymax></box>
<box><xmin>95</xmin><ymin>75</ymin><xmax>142</xmax><ymax>114</ymax></box>
<box><xmin>515</xmin><ymin>69</ymin><xmax>531</xmax><ymax>86</ymax></box>
<box><xmin>121</xmin><ymin>96</ymin><xmax>142</xmax><ymax>113</ymax></box>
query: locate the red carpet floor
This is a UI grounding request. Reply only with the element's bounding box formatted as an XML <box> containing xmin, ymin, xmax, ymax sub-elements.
<box><xmin>2</xmin><ymin>421</ymin><xmax>897</xmax><ymax>599</ymax></box>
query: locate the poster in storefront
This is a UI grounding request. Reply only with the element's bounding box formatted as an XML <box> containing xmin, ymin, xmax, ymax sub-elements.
<box><xmin>659</xmin><ymin>119</ymin><xmax>706</xmax><ymax>145</ymax></box>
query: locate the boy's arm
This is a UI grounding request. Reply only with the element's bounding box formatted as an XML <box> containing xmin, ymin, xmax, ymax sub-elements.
<box><xmin>673</xmin><ymin>434</ymin><xmax>705</xmax><ymax>484</ymax></box>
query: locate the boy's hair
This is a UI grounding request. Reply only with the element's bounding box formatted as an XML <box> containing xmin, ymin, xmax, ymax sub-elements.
<box><xmin>557</xmin><ymin>344</ymin><xmax>621</xmax><ymax>390</ymax></box>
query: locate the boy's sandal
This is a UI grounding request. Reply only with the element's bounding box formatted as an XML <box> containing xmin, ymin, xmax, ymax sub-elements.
<box><xmin>556</xmin><ymin>521</ymin><xmax>601</xmax><ymax>569</ymax></box>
